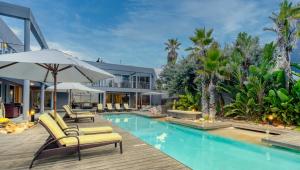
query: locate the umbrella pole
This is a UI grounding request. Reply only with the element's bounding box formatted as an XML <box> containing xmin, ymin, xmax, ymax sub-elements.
<box><xmin>53</xmin><ymin>72</ymin><xmax>57</xmax><ymax>120</ymax></box>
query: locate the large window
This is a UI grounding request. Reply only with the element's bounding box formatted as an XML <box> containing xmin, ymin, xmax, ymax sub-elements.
<box><xmin>138</xmin><ymin>76</ymin><xmax>150</xmax><ymax>89</ymax></box>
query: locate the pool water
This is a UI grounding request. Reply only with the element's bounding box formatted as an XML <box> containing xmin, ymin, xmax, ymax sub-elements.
<box><xmin>104</xmin><ymin>114</ymin><xmax>300</xmax><ymax>170</ymax></box>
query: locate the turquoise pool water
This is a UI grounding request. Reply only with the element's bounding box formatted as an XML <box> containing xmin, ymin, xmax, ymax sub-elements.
<box><xmin>104</xmin><ymin>114</ymin><xmax>300</xmax><ymax>170</ymax></box>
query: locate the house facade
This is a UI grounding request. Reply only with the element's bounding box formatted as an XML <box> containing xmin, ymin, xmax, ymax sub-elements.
<box><xmin>0</xmin><ymin>2</ymin><xmax>163</xmax><ymax>114</ymax></box>
<box><xmin>88</xmin><ymin>61</ymin><xmax>162</xmax><ymax>108</ymax></box>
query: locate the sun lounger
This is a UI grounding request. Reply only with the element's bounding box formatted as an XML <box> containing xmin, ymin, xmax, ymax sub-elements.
<box><xmin>49</xmin><ymin>111</ymin><xmax>113</xmax><ymax>135</ymax></box>
<box><xmin>123</xmin><ymin>103</ymin><xmax>133</xmax><ymax>111</ymax></box>
<box><xmin>115</xmin><ymin>103</ymin><xmax>123</xmax><ymax>112</ymax></box>
<box><xmin>29</xmin><ymin>113</ymin><xmax>122</xmax><ymax>168</ymax></box>
<box><xmin>67</xmin><ymin>105</ymin><xmax>94</xmax><ymax>115</ymax></box>
<box><xmin>106</xmin><ymin>103</ymin><xmax>114</xmax><ymax>112</ymax></box>
<box><xmin>63</xmin><ymin>105</ymin><xmax>95</xmax><ymax>122</ymax></box>
<box><xmin>97</xmin><ymin>103</ymin><xmax>104</xmax><ymax>112</ymax></box>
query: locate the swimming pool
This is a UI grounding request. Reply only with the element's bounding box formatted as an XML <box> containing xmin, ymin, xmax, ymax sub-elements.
<box><xmin>104</xmin><ymin>114</ymin><xmax>300</xmax><ymax>170</ymax></box>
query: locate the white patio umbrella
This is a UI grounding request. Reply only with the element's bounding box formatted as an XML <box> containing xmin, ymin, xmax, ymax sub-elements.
<box><xmin>46</xmin><ymin>82</ymin><xmax>104</xmax><ymax>105</ymax></box>
<box><xmin>0</xmin><ymin>49</ymin><xmax>113</xmax><ymax>119</ymax></box>
<box><xmin>46</xmin><ymin>82</ymin><xmax>103</xmax><ymax>93</ymax></box>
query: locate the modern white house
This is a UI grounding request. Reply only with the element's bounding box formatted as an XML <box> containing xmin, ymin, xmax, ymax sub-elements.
<box><xmin>0</xmin><ymin>2</ymin><xmax>48</xmax><ymax>119</ymax></box>
<box><xmin>0</xmin><ymin>1</ymin><xmax>163</xmax><ymax>119</ymax></box>
<box><xmin>89</xmin><ymin>61</ymin><xmax>162</xmax><ymax>108</ymax></box>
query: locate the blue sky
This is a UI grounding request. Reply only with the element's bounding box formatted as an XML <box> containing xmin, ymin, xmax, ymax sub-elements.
<box><xmin>1</xmin><ymin>0</ymin><xmax>299</xmax><ymax>68</ymax></box>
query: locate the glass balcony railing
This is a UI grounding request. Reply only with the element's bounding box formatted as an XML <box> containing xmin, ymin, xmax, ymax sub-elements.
<box><xmin>94</xmin><ymin>80</ymin><xmax>151</xmax><ymax>89</ymax></box>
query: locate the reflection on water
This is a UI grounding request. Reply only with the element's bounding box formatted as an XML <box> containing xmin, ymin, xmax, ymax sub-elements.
<box><xmin>156</xmin><ymin>132</ymin><xmax>168</xmax><ymax>143</ymax></box>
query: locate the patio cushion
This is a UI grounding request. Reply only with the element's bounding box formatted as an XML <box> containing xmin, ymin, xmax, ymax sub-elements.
<box><xmin>63</xmin><ymin>105</ymin><xmax>72</xmax><ymax>116</ymax></box>
<box><xmin>115</xmin><ymin>103</ymin><xmax>121</xmax><ymax>110</ymax></box>
<box><xmin>97</xmin><ymin>104</ymin><xmax>103</xmax><ymax>110</ymax></box>
<box><xmin>39</xmin><ymin>114</ymin><xmax>66</xmax><ymax>144</ymax></box>
<box><xmin>69</xmin><ymin>114</ymin><xmax>95</xmax><ymax>119</ymax></box>
<box><xmin>49</xmin><ymin>111</ymin><xmax>68</xmax><ymax>130</ymax></box>
<box><xmin>74</xmin><ymin>111</ymin><xmax>94</xmax><ymax>115</ymax></box>
<box><xmin>107</xmin><ymin>103</ymin><xmax>113</xmax><ymax>110</ymax></box>
<box><xmin>62</xmin><ymin>133</ymin><xmax>122</xmax><ymax>146</ymax></box>
<box><xmin>80</xmin><ymin>127</ymin><xmax>113</xmax><ymax>134</ymax></box>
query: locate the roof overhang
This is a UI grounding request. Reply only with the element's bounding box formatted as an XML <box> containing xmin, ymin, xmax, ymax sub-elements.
<box><xmin>0</xmin><ymin>1</ymin><xmax>48</xmax><ymax>49</ymax></box>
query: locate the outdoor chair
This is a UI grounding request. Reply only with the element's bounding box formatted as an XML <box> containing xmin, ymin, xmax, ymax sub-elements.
<box><xmin>67</xmin><ymin>105</ymin><xmax>95</xmax><ymax>115</ymax></box>
<box><xmin>115</xmin><ymin>103</ymin><xmax>123</xmax><ymax>112</ymax></box>
<box><xmin>49</xmin><ymin>111</ymin><xmax>113</xmax><ymax>135</ymax></box>
<box><xmin>63</xmin><ymin>105</ymin><xmax>95</xmax><ymax>122</ymax></box>
<box><xmin>123</xmin><ymin>103</ymin><xmax>133</xmax><ymax>112</ymax></box>
<box><xmin>29</xmin><ymin>114</ymin><xmax>122</xmax><ymax>168</ymax></box>
<box><xmin>106</xmin><ymin>103</ymin><xmax>114</xmax><ymax>112</ymax></box>
<box><xmin>97</xmin><ymin>103</ymin><xmax>104</xmax><ymax>113</ymax></box>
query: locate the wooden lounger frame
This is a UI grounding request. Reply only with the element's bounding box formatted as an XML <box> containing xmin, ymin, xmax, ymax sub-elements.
<box><xmin>29</xmin><ymin>120</ymin><xmax>122</xmax><ymax>168</ymax></box>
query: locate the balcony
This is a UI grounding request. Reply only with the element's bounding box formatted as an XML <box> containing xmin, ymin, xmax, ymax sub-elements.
<box><xmin>94</xmin><ymin>80</ymin><xmax>151</xmax><ymax>89</ymax></box>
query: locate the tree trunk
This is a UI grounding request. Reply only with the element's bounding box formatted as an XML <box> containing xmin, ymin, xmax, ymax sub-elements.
<box><xmin>276</xmin><ymin>34</ymin><xmax>291</xmax><ymax>90</ymax></box>
<box><xmin>208</xmin><ymin>79</ymin><xmax>216</xmax><ymax>120</ymax></box>
<box><xmin>201</xmin><ymin>78</ymin><xmax>209</xmax><ymax>117</ymax></box>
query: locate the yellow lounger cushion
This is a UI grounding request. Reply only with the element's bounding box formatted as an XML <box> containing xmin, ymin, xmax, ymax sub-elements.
<box><xmin>80</xmin><ymin>127</ymin><xmax>113</xmax><ymax>134</ymax></box>
<box><xmin>39</xmin><ymin>114</ymin><xmax>66</xmax><ymax>143</ymax></box>
<box><xmin>39</xmin><ymin>114</ymin><xmax>121</xmax><ymax>146</ymax></box>
<box><xmin>76</xmin><ymin>111</ymin><xmax>94</xmax><ymax>115</ymax></box>
<box><xmin>62</xmin><ymin>133</ymin><xmax>122</xmax><ymax>146</ymax></box>
<box><xmin>66</xmin><ymin>105</ymin><xmax>94</xmax><ymax>115</ymax></box>
<box><xmin>49</xmin><ymin>112</ymin><xmax>113</xmax><ymax>134</ymax></box>
<box><xmin>69</xmin><ymin>114</ymin><xmax>95</xmax><ymax>118</ymax></box>
<box><xmin>0</xmin><ymin>118</ymin><xmax>10</xmax><ymax>124</ymax></box>
<box><xmin>49</xmin><ymin>112</ymin><xmax>68</xmax><ymax>129</ymax></box>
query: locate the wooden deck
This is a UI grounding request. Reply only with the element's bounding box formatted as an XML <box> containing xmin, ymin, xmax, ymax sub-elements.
<box><xmin>167</xmin><ymin>117</ymin><xmax>232</xmax><ymax>130</ymax></box>
<box><xmin>0</xmin><ymin>115</ymin><xmax>189</xmax><ymax>170</ymax></box>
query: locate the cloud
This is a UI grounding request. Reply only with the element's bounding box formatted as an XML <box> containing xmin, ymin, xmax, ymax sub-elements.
<box><xmin>3</xmin><ymin>0</ymin><xmax>296</xmax><ymax>68</ymax></box>
<box><xmin>47</xmin><ymin>41</ymin><xmax>88</xmax><ymax>59</ymax></box>
<box><xmin>10</xmin><ymin>27</ymin><xmax>22</xmax><ymax>38</ymax></box>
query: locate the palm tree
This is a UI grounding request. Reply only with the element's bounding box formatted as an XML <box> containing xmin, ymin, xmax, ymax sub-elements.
<box><xmin>235</xmin><ymin>32</ymin><xmax>260</xmax><ymax>77</ymax></box>
<box><xmin>187</xmin><ymin>28</ymin><xmax>214</xmax><ymax>117</ymax></box>
<box><xmin>165</xmin><ymin>39</ymin><xmax>181</xmax><ymax>65</ymax></box>
<box><xmin>197</xmin><ymin>42</ymin><xmax>227</xmax><ymax>119</ymax></box>
<box><xmin>264</xmin><ymin>0</ymin><xmax>300</xmax><ymax>89</ymax></box>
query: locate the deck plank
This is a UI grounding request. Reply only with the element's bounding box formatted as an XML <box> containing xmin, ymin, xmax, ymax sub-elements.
<box><xmin>0</xmin><ymin>114</ymin><xmax>189</xmax><ymax>170</ymax></box>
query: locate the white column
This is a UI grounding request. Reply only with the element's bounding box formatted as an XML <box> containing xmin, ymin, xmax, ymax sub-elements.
<box><xmin>40</xmin><ymin>83</ymin><xmax>45</xmax><ymax>113</ymax></box>
<box><xmin>103</xmin><ymin>92</ymin><xmax>106</xmax><ymax>106</ymax></box>
<box><xmin>135</xmin><ymin>92</ymin><xmax>138</xmax><ymax>109</ymax></box>
<box><xmin>150</xmin><ymin>95</ymin><xmax>152</xmax><ymax>106</ymax></box>
<box><xmin>23</xmin><ymin>80</ymin><xmax>30</xmax><ymax>119</ymax></box>
<box><xmin>22</xmin><ymin>19</ymin><xmax>30</xmax><ymax>120</ymax></box>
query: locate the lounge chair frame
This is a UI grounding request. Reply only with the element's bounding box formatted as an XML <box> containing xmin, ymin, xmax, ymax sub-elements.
<box><xmin>29</xmin><ymin>120</ymin><xmax>122</xmax><ymax>168</ymax></box>
<box><xmin>63</xmin><ymin>105</ymin><xmax>95</xmax><ymax>122</ymax></box>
